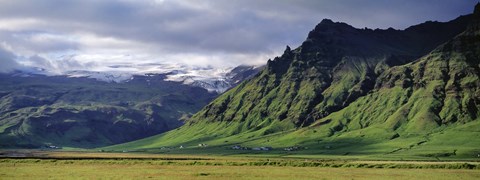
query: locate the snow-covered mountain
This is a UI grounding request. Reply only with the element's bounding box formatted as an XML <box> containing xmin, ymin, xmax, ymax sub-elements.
<box><xmin>164</xmin><ymin>65</ymin><xmax>262</xmax><ymax>92</ymax></box>
<box><xmin>9</xmin><ymin>63</ymin><xmax>263</xmax><ymax>93</ymax></box>
<box><xmin>65</xmin><ymin>70</ymin><xmax>134</xmax><ymax>83</ymax></box>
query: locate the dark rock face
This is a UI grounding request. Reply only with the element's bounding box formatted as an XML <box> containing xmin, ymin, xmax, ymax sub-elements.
<box><xmin>475</xmin><ymin>3</ymin><xmax>480</xmax><ymax>14</ymax></box>
<box><xmin>226</xmin><ymin>65</ymin><xmax>263</xmax><ymax>86</ymax></box>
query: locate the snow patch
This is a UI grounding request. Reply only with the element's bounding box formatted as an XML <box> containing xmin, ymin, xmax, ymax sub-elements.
<box><xmin>9</xmin><ymin>62</ymin><xmax>259</xmax><ymax>93</ymax></box>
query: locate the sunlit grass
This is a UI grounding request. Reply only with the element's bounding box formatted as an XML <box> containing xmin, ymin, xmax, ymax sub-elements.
<box><xmin>1</xmin><ymin>158</ymin><xmax>479</xmax><ymax>180</ymax></box>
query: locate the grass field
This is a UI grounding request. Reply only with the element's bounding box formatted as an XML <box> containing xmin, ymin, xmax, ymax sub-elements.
<box><xmin>1</xmin><ymin>151</ymin><xmax>480</xmax><ymax>179</ymax></box>
<box><xmin>2</xmin><ymin>161</ymin><xmax>480</xmax><ymax>180</ymax></box>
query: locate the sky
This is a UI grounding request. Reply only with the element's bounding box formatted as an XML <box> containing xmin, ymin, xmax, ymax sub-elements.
<box><xmin>0</xmin><ymin>0</ymin><xmax>477</xmax><ymax>73</ymax></box>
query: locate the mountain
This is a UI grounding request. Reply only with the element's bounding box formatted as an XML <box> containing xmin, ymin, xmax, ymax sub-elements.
<box><xmin>164</xmin><ymin>65</ymin><xmax>263</xmax><ymax>93</ymax></box>
<box><xmin>0</xmin><ymin>73</ymin><xmax>218</xmax><ymax>148</ymax></box>
<box><xmin>109</xmin><ymin>5</ymin><xmax>479</xmax><ymax>159</ymax></box>
<box><xmin>0</xmin><ymin>63</ymin><xmax>261</xmax><ymax>148</ymax></box>
<box><xmin>19</xmin><ymin>64</ymin><xmax>262</xmax><ymax>93</ymax></box>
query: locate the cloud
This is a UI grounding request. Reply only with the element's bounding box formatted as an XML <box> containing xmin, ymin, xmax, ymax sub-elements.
<box><xmin>0</xmin><ymin>0</ymin><xmax>476</xmax><ymax>71</ymax></box>
<box><xmin>0</xmin><ymin>46</ymin><xmax>19</xmax><ymax>73</ymax></box>
<box><xmin>22</xmin><ymin>54</ymin><xmax>99</xmax><ymax>74</ymax></box>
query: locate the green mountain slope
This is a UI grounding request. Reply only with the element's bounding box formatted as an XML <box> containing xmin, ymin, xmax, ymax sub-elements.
<box><xmin>108</xmin><ymin>5</ymin><xmax>480</xmax><ymax>159</ymax></box>
<box><xmin>0</xmin><ymin>74</ymin><xmax>216</xmax><ymax>148</ymax></box>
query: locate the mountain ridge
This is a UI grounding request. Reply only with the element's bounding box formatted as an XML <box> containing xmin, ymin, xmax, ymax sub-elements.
<box><xmin>10</xmin><ymin>64</ymin><xmax>262</xmax><ymax>93</ymax></box>
<box><xmin>108</xmin><ymin>7</ymin><xmax>480</xmax><ymax>159</ymax></box>
<box><xmin>0</xmin><ymin>73</ymin><xmax>217</xmax><ymax>148</ymax></box>
<box><xmin>0</xmin><ymin>63</ymin><xmax>263</xmax><ymax>148</ymax></box>
<box><xmin>191</xmin><ymin>12</ymin><xmax>473</xmax><ymax>127</ymax></box>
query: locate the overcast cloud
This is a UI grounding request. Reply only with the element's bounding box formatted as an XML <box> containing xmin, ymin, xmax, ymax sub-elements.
<box><xmin>0</xmin><ymin>0</ymin><xmax>476</xmax><ymax>72</ymax></box>
<box><xmin>0</xmin><ymin>46</ymin><xmax>20</xmax><ymax>73</ymax></box>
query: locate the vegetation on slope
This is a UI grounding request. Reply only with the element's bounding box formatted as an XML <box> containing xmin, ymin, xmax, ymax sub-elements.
<box><xmin>0</xmin><ymin>74</ymin><xmax>216</xmax><ymax>148</ymax></box>
<box><xmin>108</xmin><ymin>5</ymin><xmax>480</xmax><ymax>159</ymax></box>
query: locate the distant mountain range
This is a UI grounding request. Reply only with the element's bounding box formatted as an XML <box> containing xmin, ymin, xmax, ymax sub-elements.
<box><xmin>165</xmin><ymin>65</ymin><xmax>263</xmax><ymax>93</ymax></box>
<box><xmin>109</xmin><ymin>4</ymin><xmax>480</xmax><ymax>159</ymax></box>
<box><xmin>0</xmin><ymin>64</ymin><xmax>261</xmax><ymax>148</ymax></box>
<box><xmin>12</xmin><ymin>64</ymin><xmax>263</xmax><ymax>93</ymax></box>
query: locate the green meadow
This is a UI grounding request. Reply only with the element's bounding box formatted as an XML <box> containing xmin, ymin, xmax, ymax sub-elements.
<box><xmin>1</xmin><ymin>151</ymin><xmax>480</xmax><ymax>179</ymax></box>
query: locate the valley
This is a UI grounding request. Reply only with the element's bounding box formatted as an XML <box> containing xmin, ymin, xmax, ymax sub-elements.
<box><xmin>1</xmin><ymin>1</ymin><xmax>479</xmax><ymax>179</ymax></box>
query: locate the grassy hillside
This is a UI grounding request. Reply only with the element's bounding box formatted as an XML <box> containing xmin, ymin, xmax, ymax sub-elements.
<box><xmin>0</xmin><ymin>74</ymin><xmax>216</xmax><ymax>148</ymax></box>
<box><xmin>106</xmin><ymin>6</ymin><xmax>480</xmax><ymax>159</ymax></box>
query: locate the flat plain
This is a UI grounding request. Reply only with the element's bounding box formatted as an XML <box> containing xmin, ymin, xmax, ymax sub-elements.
<box><xmin>1</xmin><ymin>150</ymin><xmax>479</xmax><ymax>179</ymax></box>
